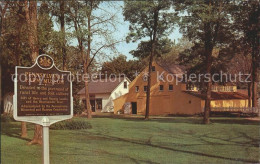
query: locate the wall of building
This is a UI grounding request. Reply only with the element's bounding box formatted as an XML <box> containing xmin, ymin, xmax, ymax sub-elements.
<box><xmin>173</xmin><ymin>89</ymin><xmax>203</xmax><ymax>114</ymax></box>
<box><xmin>79</xmin><ymin>78</ymin><xmax>130</xmax><ymax>113</ymax></box>
<box><xmin>113</xmin><ymin>62</ymin><xmax>249</xmax><ymax>115</ymax></box>
<box><xmin>79</xmin><ymin>93</ymin><xmax>110</xmax><ymax>112</ymax></box>
<box><xmin>113</xmin><ymin>62</ymin><xmax>203</xmax><ymax>115</ymax></box>
<box><xmin>101</xmin><ymin>79</ymin><xmax>130</xmax><ymax>112</ymax></box>
<box><xmin>111</xmin><ymin>79</ymin><xmax>129</xmax><ymax>100</ymax></box>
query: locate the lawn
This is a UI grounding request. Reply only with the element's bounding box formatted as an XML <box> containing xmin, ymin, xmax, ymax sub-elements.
<box><xmin>1</xmin><ymin>116</ymin><xmax>260</xmax><ymax>164</ymax></box>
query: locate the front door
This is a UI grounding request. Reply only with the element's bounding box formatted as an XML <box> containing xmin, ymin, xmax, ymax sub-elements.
<box><xmin>131</xmin><ymin>102</ymin><xmax>137</xmax><ymax>114</ymax></box>
<box><xmin>90</xmin><ymin>100</ymin><xmax>95</xmax><ymax>112</ymax></box>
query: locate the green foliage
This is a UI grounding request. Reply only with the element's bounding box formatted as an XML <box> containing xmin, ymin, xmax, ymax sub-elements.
<box><xmin>38</xmin><ymin>2</ymin><xmax>54</xmax><ymax>54</ymax></box>
<box><xmin>231</xmin><ymin>1</ymin><xmax>259</xmax><ymax>47</ymax></box>
<box><xmin>101</xmin><ymin>54</ymin><xmax>145</xmax><ymax>80</ymax></box>
<box><xmin>158</xmin><ymin>38</ymin><xmax>193</xmax><ymax>66</ymax></box>
<box><xmin>130</xmin><ymin>38</ymin><xmax>173</xmax><ymax>59</ymax></box>
<box><xmin>124</xmin><ymin>0</ymin><xmax>177</xmax><ymax>58</ymax></box>
<box><xmin>50</xmin><ymin>119</ymin><xmax>92</xmax><ymax>130</ymax></box>
<box><xmin>175</xmin><ymin>0</ymin><xmax>235</xmax><ymax>74</ymax></box>
<box><xmin>124</xmin><ymin>0</ymin><xmax>176</xmax><ymax>43</ymax></box>
<box><xmin>73</xmin><ymin>97</ymin><xmax>84</xmax><ymax>115</ymax></box>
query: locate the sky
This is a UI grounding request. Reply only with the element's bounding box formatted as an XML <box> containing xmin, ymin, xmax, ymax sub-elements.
<box><xmin>54</xmin><ymin>1</ymin><xmax>183</xmax><ymax>61</ymax></box>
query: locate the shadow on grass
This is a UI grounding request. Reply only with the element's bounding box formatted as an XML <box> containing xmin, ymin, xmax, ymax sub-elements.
<box><xmin>210</xmin><ymin>118</ymin><xmax>260</xmax><ymax>125</ymax></box>
<box><xmin>1</xmin><ymin>122</ymin><xmax>32</xmax><ymax>142</ymax></box>
<box><xmin>55</xmin><ymin>145</ymin><xmax>160</xmax><ymax>164</ymax></box>
<box><xmin>84</xmin><ymin>131</ymin><xmax>259</xmax><ymax>163</ymax></box>
<box><xmin>93</xmin><ymin>115</ymin><xmax>204</xmax><ymax>124</ymax></box>
<box><xmin>93</xmin><ymin>115</ymin><xmax>260</xmax><ymax>125</ymax></box>
<box><xmin>195</xmin><ymin>131</ymin><xmax>260</xmax><ymax>148</ymax></box>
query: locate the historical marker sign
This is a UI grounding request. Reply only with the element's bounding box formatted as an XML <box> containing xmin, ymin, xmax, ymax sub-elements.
<box><xmin>14</xmin><ymin>54</ymin><xmax>73</xmax><ymax>125</ymax></box>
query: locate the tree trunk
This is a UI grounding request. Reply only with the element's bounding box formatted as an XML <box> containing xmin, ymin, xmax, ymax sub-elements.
<box><xmin>84</xmin><ymin>73</ymin><xmax>92</xmax><ymax>118</ymax></box>
<box><xmin>84</xmin><ymin>0</ymin><xmax>93</xmax><ymax>119</ymax></box>
<box><xmin>60</xmin><ymin>1</ymin><xmax>67</xmax><ymax>70</ymax></box>
<box><xmin>203</xmin><ymin>22</ymin><xmax>213</xmax><ymax>124</ymax></box>
<box><xmin>24</xmin><ymin>0</ymin><xmax>42</xmax><ymax>144</ymax></box>
<box><xmin>0</xmin><ymin>62</ymin><xmax>2</xmax><ymax>114</ymax></box>
<box><xmin>248</xmin><ymin>82</ymin><xmax>252</xmax><ymax>107</ymax></box>
<box><xmin>145</xmin><ymin>9</ymin><xmax>158</xmax><ymax>120</ymax></box>
<box><xmin>83</xmin><ymin>46</ymin><xmax>92</xmax><ymax>119</ymax></box>
<box><xmin>21</xmin><ymin>122</ymin><xmax>28</xmax><ymax>138</ymax></box>
<box><xmin>24</xmin><ymin>0</ymin><xmax>39</xmax><ymax>63</ymax></box>
<box><xmin>29</xmin><ymin>125</ymin><xmax>43</xmax><ymax>145</ymax></box>
<box><xmin>252</xmin><ymin>46</ymin><xmax>259</xmax><ymax>108</ymax></box>
<box><xmin>204</xmin><ymin>79</ymin><xmax>212</xmax><ymax>124</ymax></box>
<box><xmin>16</xmin><ymin>3</ymin><xmax>29</xmax><ymax>137</ymax></box>
<box><xmin>145</xmin><ymin>46</ymin><xmax>153</xmax><ymax>120</ymax></box>
<box><xmin>250</xmin><ymin>1</ymin><xmax>259</xmax><ymax>108</ymax></box>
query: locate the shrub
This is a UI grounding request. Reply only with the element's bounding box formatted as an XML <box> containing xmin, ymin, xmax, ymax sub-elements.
<box><xmin>74</xmin><ymin>97</ymin><xmax>84</xmax><ymax>115</ymax></box>
<box><xmin>50</xmin><ymin>119</ymin><xmax>92</xmax><ymax>130</ymax></box>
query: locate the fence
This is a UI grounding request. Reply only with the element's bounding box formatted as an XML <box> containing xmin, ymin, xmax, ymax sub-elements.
<box><xmin>210</xmin><ymin>107</ymin><xmax>260</xmax><ymax>114</ymax></box>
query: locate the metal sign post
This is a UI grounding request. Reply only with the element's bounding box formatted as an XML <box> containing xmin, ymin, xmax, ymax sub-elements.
<box><xmin>13</xmin><ymin>54</ymin><xmax>73</xmax><ymax>164</ymax></box>
<box><xmin>42</xmin><ymin>117</ymin><xmax>50</xmax><ymax>164</ymax></box>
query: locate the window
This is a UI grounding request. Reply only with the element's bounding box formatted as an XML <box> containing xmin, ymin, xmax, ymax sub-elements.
<box><xmin>135</xmin><ymin>86</ymin><xmax>139</xmax><ymax>92</ymax></box>
<box><xmin>124</xmin><ymin>81</ymin><xmax>127</xmax><ymax>89</ymax></box>
<box><xmin>152</xmin><ymin>66</ymin><xmax>155</xmax><ymax>72</ymax></box>
<box><xmin>96</xmin><ymin>99</ymin><xmax>102</xmax><ymax>110</ymax></box>
<box><xmin>186</xmin><ymin>83</ymin><xmax>192</xmax><ymax>90</ymax></box>
<box><xmin>144</xmin><ymin>86</ymin><xmax>147</xmax><ymax>92</ymax></box>
<box><xmin>159</xmin><ymin>85</ymin><xmax>164</xmax><ymax>91</ymax></box>
<box><xmin>169</xmin><ymin>85</ymin><xmax>173</xmax><ymax>91</ymax></box>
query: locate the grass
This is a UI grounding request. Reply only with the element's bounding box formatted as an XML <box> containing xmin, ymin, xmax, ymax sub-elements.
<box><xmin>1</xmin><ymin>116</ymin><xmax>260</xmax><ymax>164</ymax></box>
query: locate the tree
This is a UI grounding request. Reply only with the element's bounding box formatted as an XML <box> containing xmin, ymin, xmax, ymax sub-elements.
<box><xmin>0</xmin><ymin>1</ymin><xmax>31</xmax><ymax>138</ymax></box>
<box><xmin>175</xmin><ymin>0</ymin><xmax>234</xmax><ymax>124</ymax></box>
<box><xmin>124</xmin><ymin>0</ymin><xmax>177</xmax><ymax>119</ymax></box>
<box><xmin>227</xmin><ymin>53</ymin><xmax>252</xmax><ymax>106</ymax></box>
<box><xmin>231</xmin><ymin>0</ymin><xmax>259</xmax><ymax>108</ymax></box>
<box><xmin>60</xmin><ymin>0</ymin><xmax>67</xmax><ymax>70</ymax></box>
<box><xmin>0</xmin><ymin>1</ymin><xmax>8</xmax><ymax>114</ymax></box>
<box><xmin>24</xmin><ymin>1</ymin><xmax>39</xmax><ymax>63</ymax></box>
<box><xmin>38</xmin><ymin>2</ymin><xmax>54</xmax><ymax>55</ymax></box>
<box><xmin>67</xmin><ymin>0</ymin><xmax>119</xmax><ymax>118</ymax></box>
<box><xmin>101</xmin><ymin>54</ymin><xmax>145</xmax><ymax>81</ymax></box>
<box><xmin>130</xmin><ymin>38</ymin><xmax>173</xmax><ymax>59</ymax></box>
<box><xmin>24</xmin><ymin>0</ymin><xmax>42</xmax><ymax>144</ymax></box>
<box><xmin>49</xmin><ymin>0</ymin><xmax>68</xmax><ymax>70</ymax></box>
<box><xmin>158</xmin><ymin>38</ymin><xmax>193</xmax><ymax>66</ymax></box>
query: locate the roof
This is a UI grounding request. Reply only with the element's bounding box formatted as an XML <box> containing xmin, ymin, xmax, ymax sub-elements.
<box><xmin>183</xmin><ymin>91</ymin><xmax>249</xmax><ymax>100</ymax></box>
<box><xmin>77</xmin><ymin>77</ymin><xmax>128</xmax><ymax>95</ymax></box>
<box><xmin>158</xmin><ymin>62</ymin><xmax>186</xmax><ymax>75</ymax></box>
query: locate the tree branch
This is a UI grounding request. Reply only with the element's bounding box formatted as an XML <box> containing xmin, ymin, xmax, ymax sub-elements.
<box><xmin>87</xmin><ymin>40</ymin><xmax>122</xmax><ymax>69</ymax></box>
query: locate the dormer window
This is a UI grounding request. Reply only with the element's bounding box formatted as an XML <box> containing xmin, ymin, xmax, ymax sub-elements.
<box><xmin>124</xmin><ymin>81</ymin><xmax>127</xmax><ymax>89</ymax></box>
<box><xmin>152</xmin><ymin>66</ymin><xmax>155</xmax><ymax>72</ymax></box>
<box><xmin>143</xmin><ymin>75</ymin><xmax>148</xmax><ymax>81</ymax></box>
